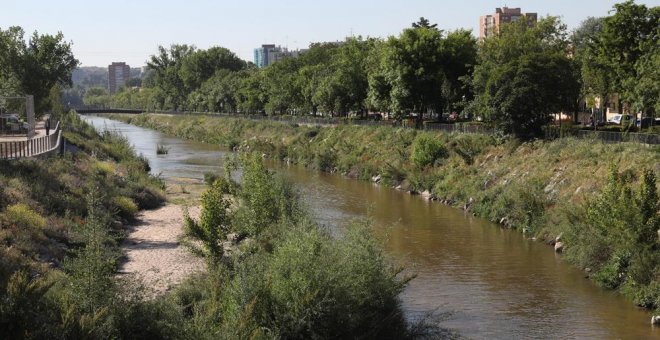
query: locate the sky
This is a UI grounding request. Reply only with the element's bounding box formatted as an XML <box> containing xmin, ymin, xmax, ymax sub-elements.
<box><xmin>2</xmin><ymin>0</ymin><xmax>659</xmax><ymax>67</ymax></box>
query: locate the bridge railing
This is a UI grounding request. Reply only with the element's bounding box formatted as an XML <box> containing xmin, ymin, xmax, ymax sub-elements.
<box><xmin>0</xmin><ymin>121</ymin><xmax>62</xmax><ymax>160</ymax></box>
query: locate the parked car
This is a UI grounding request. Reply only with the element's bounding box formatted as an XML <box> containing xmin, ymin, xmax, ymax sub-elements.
<box><xmin>607</xmin><ymin>114</ymin><xmax>634</xmax><ymax>125</ymax></box>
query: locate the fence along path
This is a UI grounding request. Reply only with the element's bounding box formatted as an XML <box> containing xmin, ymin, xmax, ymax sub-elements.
<box><xmin>0</xmin><ymin>121</ymin><xmax>62</xmax><ymax>159</ymax></box>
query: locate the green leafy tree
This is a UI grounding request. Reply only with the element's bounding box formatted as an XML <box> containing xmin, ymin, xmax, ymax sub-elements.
<box><xmin>0</xmin><ymin>26</ymin><xmax>78</xmax><ymax>112</ymax></box>
<box><xmin>385</xmin><ymin>22</ymin><xmax>445</xmax><ymax>125</ymax></box>
<box><xmin>146</xmin><ymin>44</ymin><xmax>196</xmax><ymax>110</ymax></box>
<box><xmin>179</xmin><ymin>46</ymin><xmax>246</xmax><ymax>92</ymax></box>
<box><xmin>262</xmin><ymin>57</ymin><xmax>303</xmax><ymax>115</ymax></box>
<box><xmin>184</xmin><ymin>179</ymin><xmax>231</xmax><ymax>260</ymax></box>
<box><xmin>83</xmin><ymin>87</ymin><xmax>111</xmax><ymax>108</ymax></box>
<box><xmin>589</xmin><ymin>1</ymin><xmax>659</xmax><ymax>115</ymax></box>
<box><xmin>412</xmin><ymin>17</ymin><xmax>438</xmax><ymax>29</ymax></box>
<box><xmin>439</xmin><ymin>29</ymin><xmax>478</xmax><ymax>113</ymax></box>
<box><xmin>631</xmin><ymin>45</ymin><xmax>659</xmax><ymax>117</ymax></box>
<box><xmin>572</xmin><ymin>17</ymin><xmax>610</xmax><ymax>120</ymax></box>
<box><xmin>472</xmin><ymin>17</ymin><xmax>579</xmax><ymax>139</ymax></box>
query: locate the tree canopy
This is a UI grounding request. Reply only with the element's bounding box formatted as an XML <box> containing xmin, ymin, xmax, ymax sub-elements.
<box><xmin>0</xmin><ymin>26</ymin><xmax>79</xmax><ymax>112</ymax></box>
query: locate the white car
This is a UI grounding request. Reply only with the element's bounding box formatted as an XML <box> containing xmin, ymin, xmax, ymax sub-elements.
<box><xmin>607</xmin><ymin>114</ymin><xmax>633</xmax><ymax>125</ymax></box>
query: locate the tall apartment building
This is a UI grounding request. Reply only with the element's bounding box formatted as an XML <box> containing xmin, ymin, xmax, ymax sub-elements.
<box><xmin>479</xmin><ymin>7</ymin><xmax>537</xmax><ymax>40</ymax></box>
<box><xmin>253</xmin><ymin>44</ymin><xmax>306</xmax><ymax>68</ymax></box>
<box><xmin>108</xmin><ymin>62</ymin><xmax>130</xmax><ymax>93</ymax></box>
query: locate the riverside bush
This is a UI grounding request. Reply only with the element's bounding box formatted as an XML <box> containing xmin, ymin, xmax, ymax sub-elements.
<box><xmin>411</xmin><ymin>134</ymin><xmax>447</xmax><ymax>168</ymax></box>
<box><xmin>565</xmin><ymin>167</ymin><xmax>659</xmax><ymax>305</ymax></box>
<box><xmin>112</xmin><ymin>196</ymin><xmax>139</xmax><ymax>221</ymax></box>
<box><xmin>177</xmin><ymin>154</ymin><xmax>422</xmax><ymax>338</ymax></box>
<box><xmin>2</xmin><ymin>203</ymin><xmax>46</xmax><ymax>229</ymax></box>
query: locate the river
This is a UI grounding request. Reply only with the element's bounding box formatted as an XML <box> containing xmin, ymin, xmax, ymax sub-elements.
<box><xmin>81</xmin><ymin>115</ymin><xmax>659</xmax><ymax>339</ymax></box>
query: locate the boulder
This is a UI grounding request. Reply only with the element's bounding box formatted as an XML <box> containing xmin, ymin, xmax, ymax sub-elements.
<box><xmin>652</xmin><ymin>315</ymin><xmax>660</xmax><ymax>326</ymax></box>
<box><xmin>555</xmin><ymin>232</ymin><xmax>563</xmax><ymax>243</ymax></box>
<box><xmin>554</xmin><ymin>241</ymin><xmax>564</xmax><ymax>253</ymax></box>
<box><xmin>420</xmin><ymin>190</ymin><xmax>433</xmax><ymax>200</ymax></box>
<box><xmin>371</xmin><ymin>174</ymin><xmax>382</xmax><ymax>183</ymax></box>
<box><xmin>464</xmin><ymin>197</ymin><xmax>474</xmax><ymax>210</ymax></box>
<box><xmin>395</xmin><ymin>180</ymin><xmax>411</xmax><ymax>191</ymax></box>
<box><xmin>227</xmin><ymin>233</ymin><xmax>239</xmax><ymax>243</ymax></box>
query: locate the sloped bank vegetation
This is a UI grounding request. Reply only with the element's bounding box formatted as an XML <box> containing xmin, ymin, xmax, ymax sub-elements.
<box><xmin>112</xmin><ymin>113</ymin><xmax>660</xmax><ymax>312</ymax></box>
<box><xmin>0</xmin><ymin>111</ymin><xmax>166</xmax><ymax>337</ymax></box>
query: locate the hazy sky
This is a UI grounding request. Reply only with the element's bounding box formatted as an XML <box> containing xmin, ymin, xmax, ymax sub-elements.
<box><xmin>2</xmin><ymin>0</ymin><xmax>659</xmax><ymax>67</ymax></box>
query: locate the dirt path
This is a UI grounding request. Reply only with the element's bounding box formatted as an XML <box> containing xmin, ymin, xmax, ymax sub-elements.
<box><xmin>119</xmin><ymin>204</ymin><xmax>204</xmax><ymax>295</ymax></box>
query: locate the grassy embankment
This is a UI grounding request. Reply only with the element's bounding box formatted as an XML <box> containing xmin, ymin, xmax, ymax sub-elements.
<box><xmin>0</xmin><ymin>111</ymin><xmax>166</xmax><ymax>337</ymax></box>
<box><xmin>111</xmin><ymin>113</ymin><xmax>660</xmax><ymax>311</ymax></box>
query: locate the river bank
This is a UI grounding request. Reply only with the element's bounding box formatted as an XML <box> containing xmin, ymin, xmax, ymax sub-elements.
<box><xmin>109</xmin><ymin>113</ymin><xmax>660</xmax><ymax>314</ymax></box>
<box><xmin>0</xmin><ymin>112</ymin><xmax>167</xmax><ymax>337</ymax></box>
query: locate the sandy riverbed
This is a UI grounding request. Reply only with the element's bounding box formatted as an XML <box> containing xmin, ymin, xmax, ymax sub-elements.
<box><xmin>119</xmin><ymin>204</ymin><xmax>204</xmax><ymax>295</ymax></box>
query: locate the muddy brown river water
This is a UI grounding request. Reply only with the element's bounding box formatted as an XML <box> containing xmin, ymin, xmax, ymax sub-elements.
<box><xmin>82</xmin><ymin>115</ymin><xmax>659</xmax><ymax>339</ymax></box>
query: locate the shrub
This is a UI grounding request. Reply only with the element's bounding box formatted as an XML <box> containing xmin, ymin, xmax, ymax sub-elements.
<box><xmin>410</xmin><ymin>134</ymin><xmax>447</xmax><ymax>168</ymax></box>
<box><xmin>112</xmin><ymin>196</ymin><xmax>138</xmax><ymax>221</ymax></box>
<box><xmin>156</xmin><ymin>144</ymin><xmax>169</xmax><ymax>155</ymax></box>
<box><xmin>315</xmin><ymin>147</ymin><xmax>337</xmax><ymax>171</ymax></box>
<box><xmin>630</xmin><ymin>281</ymin><xmax>660</xmax><ymax>310</ymax></box>
<box><xmin>2</xmin><ymin>204</ymin><xmax>46</xmax><ymax>229</ymax></box>
<box><xmin>203</xmin><ymin>172</ymin><xmax>219</xmax><ymax>186</ymax></box>
<box><xmin>184</xmin><ymin>179</ymin><xmax>231</xmax><ymax>260</ymax></box>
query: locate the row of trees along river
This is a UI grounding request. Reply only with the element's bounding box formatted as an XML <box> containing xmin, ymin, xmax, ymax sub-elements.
<box><xmin>77</xmin><ymin>1</ymin><xmax>660</xmax><ymax>140</ymax></box>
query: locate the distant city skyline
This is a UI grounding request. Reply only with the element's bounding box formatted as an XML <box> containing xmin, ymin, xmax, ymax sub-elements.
<box><xmin>2</xmin><ymin>0</ymin><xmax>659</xmax><ymax>67</ymax></box>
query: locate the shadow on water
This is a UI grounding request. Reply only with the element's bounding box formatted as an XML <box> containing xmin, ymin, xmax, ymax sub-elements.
<box><xmin>82</xmin><ymin>115</ymin><xmax>660</xmax><ymax>339</ymax></box>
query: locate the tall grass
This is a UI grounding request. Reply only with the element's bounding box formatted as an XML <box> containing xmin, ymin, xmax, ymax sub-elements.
<box><xmin>156</xmin><ymin>144</ymin><xmax>169</xmax><ymax>155</ymax></box>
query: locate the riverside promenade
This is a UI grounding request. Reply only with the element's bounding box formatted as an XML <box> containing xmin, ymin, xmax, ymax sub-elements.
<box><xmin>0</xmin><ymin>115</ymin><xmax>62</xmax><ymax>159</ymax></box>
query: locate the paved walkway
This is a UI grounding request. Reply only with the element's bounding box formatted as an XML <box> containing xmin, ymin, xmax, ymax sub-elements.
<box><xmin>0</xmin><ymin>116</ymin><xmax>51</xmax><ymax>142</ymax></box>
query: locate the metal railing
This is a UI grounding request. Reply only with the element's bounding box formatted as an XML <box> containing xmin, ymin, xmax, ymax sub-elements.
<box><xmin>0</xmin><ymin>121</ymin><xmax>62</xmax><ymax>159</ymax></box>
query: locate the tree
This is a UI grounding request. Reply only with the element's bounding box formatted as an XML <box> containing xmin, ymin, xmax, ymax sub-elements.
<box><xmin>384</xmin><ymin>24</ymin><xmax>445</xmax><ymax>126</ymax></box>
<box><xmin>146</xmin><ymin>44</ymin><xmax>195</xmax><ymax>110</ymax></box>
<box><xmin>412</xmin><ymin>17</ymin><xmax>438</xmax><ymax>29</ymax></box>
<box><xmin>591</xmin><ymin>1</ymin><xmax>659</xmax><ymax>115</ymax></box>
<box><xmin>179</xmin><ymin>46</ymin><xmax>245</xmax><ymax>91</ymax></box>
<box><xmin>83</xmin><ymin>87</ymin><xmax>111</xmax><ymax>108</ymax></box>
<box><xmin>486</xmin><ymin>53</ymin><xmax>579</xmax><ymax>138</ymax></box>
<box><xmin>471</xmin><ymin>17</ymin><xmax>579</xmax><ymax>139</ymax></box>
<box><xmin>631</xmin><ymin>47</ymin><xmax>659</xmax><ymax>117</ymax></box>
<box><xmin>439</xmin><ymin>29</ymin><xmax>478</xmax><ymax>114</ymax></box>
<box><xmin>0</xmin><ymin>26</ymin><xmax>79</xmax><ymax>112</ymax></box>
<box><xmin>572</xmin><ymin>17</ymin><xmax>610</xmax><ymax>121</ymax></box>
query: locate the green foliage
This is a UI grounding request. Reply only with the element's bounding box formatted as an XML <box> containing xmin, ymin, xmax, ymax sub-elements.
<box><xmin>112</xmin><ymin>196</ymin><xmax>138</xmax><ymax>221</ymax></box>
<box><xmin>0</xmin><ymin>26</ymin><xmax>79</xmax><ymax>112</ymax></box>
<box><xmin>472</xmin><ymin>17</ymin><xmax>580</xmax><ymax>139</ymax></box>
<box><xmin>630</xmin><ymin>281</ymin><xmax>660</xmax><ymax>309</ymax></box>
<box><xmin>118</xmin><ymin>108</ymin><xmax>660</xmax><ymax>313</ymax></box>
<box><xmin>185</xmin><ymin>179</ymin><xmax>231</xmax><ymax>260</ymax></box>
<box><xmin>179</xmin><ymin>154</ymin><xmax>416</xmax><ymax>338</ymax></box>
<box><xmin>565</xmin><ymin>167</ymin><xmax>660</xmax><ymax>293</ymax></box>
<box><xmin>0</xmin><ymin>270</ymin><xmax>55</xmax><ymax>338</ymax></box>
<box><xmin>2</xmin><ymin>203</ymin><xmax>46</xmax><ymax>229</ymax></box>
<box><xmin>411</xmin><ymin>134</ymin><xmax>447</xmax><ymax>168</ymax></box>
